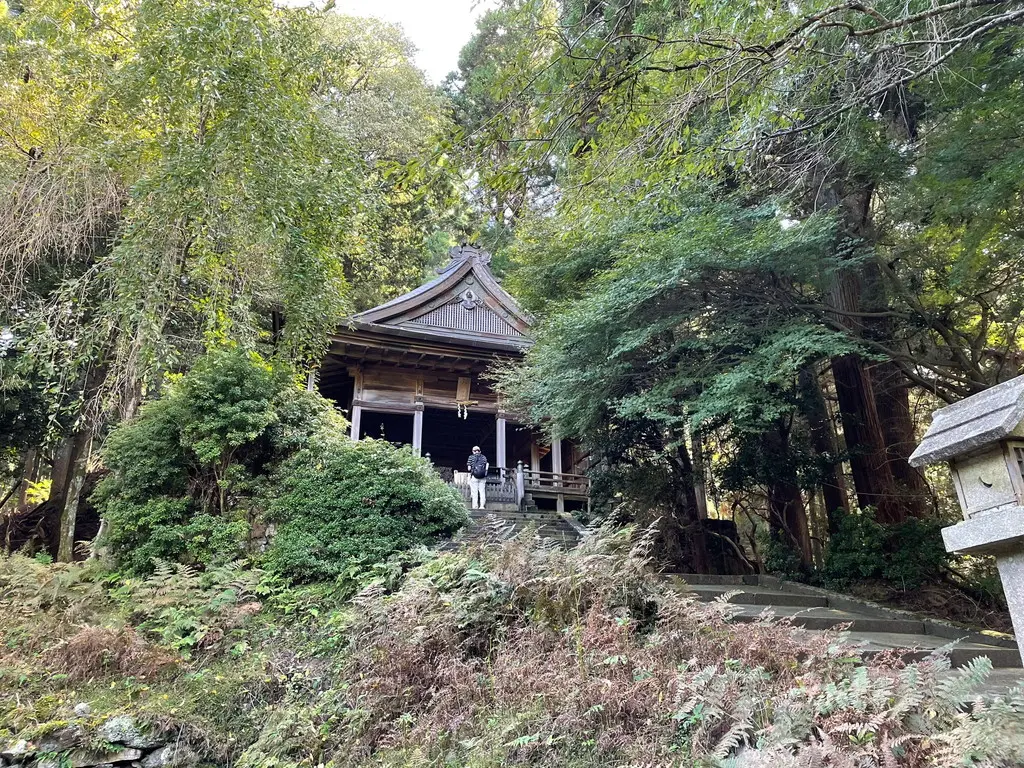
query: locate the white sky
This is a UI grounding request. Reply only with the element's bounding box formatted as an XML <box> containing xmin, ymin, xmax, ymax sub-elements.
<box><xmin>335</xmin><ymin>0</ymin><xmax>494</xmax><ymax>83</ymax></box>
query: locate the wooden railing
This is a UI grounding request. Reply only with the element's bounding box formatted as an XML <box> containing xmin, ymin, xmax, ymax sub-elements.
<box><xmin>448</xmin><ymin>462</ymin><xmax>590</xmax><ymax>508</ymax></box>
<box><xmin>449</xmin><ymin>471</ymin><xmax>519</xmax><ymax>504</ymax></box>
<box><xmin>521</xmin><ymin>467</ymin><xmax>590</xmax><ymax>496</ymax></box>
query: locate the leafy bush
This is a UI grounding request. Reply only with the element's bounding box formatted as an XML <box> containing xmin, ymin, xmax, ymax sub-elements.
<box><xmin>94</xmin><ymin>348</ymin><xmax>346</xmax><ymax>574</ymax></box>
<box><xmin>264</xmin><ymin>437</ymin><xmax>466</xmax><ymax>582</ymax></box>
<box><xmin>759</xmin><ymin>529</ymin><xmax>809</xmax><ymax>581</ymax></box>
<box><xmin>821</xmin><ymin>508</ymin><xmax>949</xmax><ymax>590</ymax></box>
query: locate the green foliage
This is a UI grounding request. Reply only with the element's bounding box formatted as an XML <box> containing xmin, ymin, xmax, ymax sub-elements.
<box><xmin>3</xmin><ymin>534</ymin><xmax>1024</xmax><ymax>766</ymax></box>
<box><xmin>264</xmin><ymin>437</ymin><xmax>466</xmax><ymax>583</ymax></box>
<box><xmin>111</xmin><ymin>560</ymin><xmax>266</xmax><ymax>656</ymax></box>
<box><xmin>0</xmin><ymin>0</ymin><xmax>464</xmax><ymax>467</ymax></box>
<box><xmin>94</xmin><ymin>347</ymin><xmax>345</xmax><ymax>574</ymax></box>
<box><xmin>760</xmin><ymin>531</ymin><xmax>809</xmax><ymax>582</ymax></box>
<box><xmin>822</xmin><ymin>509</ymin><xmax>950</xmax><ymax>591</ymax></box>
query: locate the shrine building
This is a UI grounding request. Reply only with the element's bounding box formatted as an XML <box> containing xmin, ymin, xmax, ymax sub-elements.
<box><xmin>317</xmin><ymin>244</ymin><xmax>588</xmax><ymax>511</ymax></box>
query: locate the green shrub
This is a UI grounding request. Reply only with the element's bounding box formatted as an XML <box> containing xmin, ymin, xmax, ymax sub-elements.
<box><xmin>821</xmin><ymin>508</ymin><xmax>949</xmax><ymax>590</ymax></box>
<box><xmin>760</xmin><ymin>529</ymin><xmax>809</xmax><ymax>581</ymax></box>
<box><xmin>264</xmin><ymin>437</ymin><xmax>466</xmax><ymax>582</ymax></box>
<box><xmin>94</xmin><ymin>347</ymin><xmax>345</xmax><ymax>574</ymax></box>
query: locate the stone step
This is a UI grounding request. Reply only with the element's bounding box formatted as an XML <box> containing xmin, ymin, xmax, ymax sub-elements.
<box><xmin>667</xmin><ymin>573</ymin><xmax>1021</xmax><ymax>670</ymax></box>
<box><xmin>468</xmin><ymin>509</ymin><xmax>566</xmax><ymax>523</ymax></box>
<box><xmin>684</xmin><ymin>584</ymin><xmax>828</xmax><ymax>608</ymax></box>
<box><xmin>727</xmin><ymin>604</ymin><xmax>926</xmax><ymax>634</ymax></box>
<box><xmin>854</xmin><ymin>631</ymin><xmax>1023</xmax><ymax>669</ymax></box>
<box><xmin>465</xmin><ymin>502</ymin><xmax>523</xmax><ymax>513</ymax></box>
<box><xmin>669</xmin><ymin>573</ymin><xmax>762</xmax><ymax>586</ymax></box>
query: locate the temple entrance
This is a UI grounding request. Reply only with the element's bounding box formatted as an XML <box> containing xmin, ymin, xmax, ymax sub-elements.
<box><xmin>421</xmin><ymin>409</ymin><xmax>495</xmax><ymax>480</ymax></box>
<box><xmin>358</xmin><ymin>410</ymin><xmax>413</xmax><ymax>444</ymax></box>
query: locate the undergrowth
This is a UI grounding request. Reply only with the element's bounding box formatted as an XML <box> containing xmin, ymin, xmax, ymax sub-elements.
<box><xmin>2</xmin><ymin>531</ymin><xmax>1024</xmax><ymax>767</ymax></box>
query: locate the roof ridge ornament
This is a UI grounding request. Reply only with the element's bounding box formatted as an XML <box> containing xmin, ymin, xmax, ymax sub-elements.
<box><xmin>437</xmin><ymin>242</ymin><xmax>492</xmax><ymax>274</ymax></box>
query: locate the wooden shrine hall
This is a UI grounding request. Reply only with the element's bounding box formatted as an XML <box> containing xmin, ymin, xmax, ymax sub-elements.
<box><xmin>317</xmin><ymin>244</ymin><xmax>588</xmax><ymax>511</ymax></box>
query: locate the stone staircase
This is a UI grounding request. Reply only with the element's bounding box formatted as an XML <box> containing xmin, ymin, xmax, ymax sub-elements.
<box><xmin>672</xmin><ymin>574</ymin><xmax>1022</xmax><ymax>670</ymax></box>
<box><xmin>453</xmin><ymin>494</ymin><xmax>585</xmax><ymax>547</ymax></box>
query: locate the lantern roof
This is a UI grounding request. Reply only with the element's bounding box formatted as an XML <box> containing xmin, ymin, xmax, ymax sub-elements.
<box><xmin>909</xmin><ymin>375</ymin><xmax>1024</xmax><ymax>467</ymax></box>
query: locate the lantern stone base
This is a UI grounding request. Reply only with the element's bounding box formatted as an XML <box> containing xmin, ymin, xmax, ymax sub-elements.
<box><xmin>942</xmin><ymin>507</ymin><xmax>1024</xmax><ymax>554</ymax></box>
<box><xmin>943</xmin><ymin>506</ymin><xmax>1024</xmax><ymax>662</ymax></box>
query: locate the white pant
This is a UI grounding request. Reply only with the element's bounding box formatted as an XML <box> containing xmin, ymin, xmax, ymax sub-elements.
<box><xmin>469</xmin><ymin>476</ymin><xmax>487</xmax><ymax>509</ymax></box>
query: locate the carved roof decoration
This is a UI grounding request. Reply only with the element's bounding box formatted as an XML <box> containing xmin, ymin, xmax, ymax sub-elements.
<box><xmin>342</xmin><ymin>244</ymin><xmax>533</xmax><ymax>353</ymax></box>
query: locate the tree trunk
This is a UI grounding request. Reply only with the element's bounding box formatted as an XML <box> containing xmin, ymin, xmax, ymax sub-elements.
<box><xmin>15</xmin><ymin>449</ymin><xmax>38</xmax><ymax>510</ymax></box>
<box><xmin>798</xmin><ymin>367</ymin><xmax>849</xmax><ymax>532</ymax></box>
<box><xmin>831</xmin><ymin>353</ymin><xmax>905</xmax><ymax>523</ymax></box>
<box><xmin>43</xmin><ymin>360</ymin><xmax>109</xmax><ymax>555</ymax></box>
<box><xmin>690</xmin><ymin>430</ymin><xmax>709</xmax><ymax>520</ymax></box>
<box><xmin>57</xmin><ymin>434</ymin><xmax>93</xmax><ymax>562</ymax></box>
<box><xmin>44</xmin><ymin>434</ymin><xmax>79</xmax><ymax>555</ymax></box>
<box><xmin>822</xmin><ymin>181</ymin><xmax>909</xmax><ymax>525</ymax></box>
<box><xmin>667</xmin><ymin>439</ymin><xmax>711</xmax><ymax>573</ymax></box>
<box><xmin>873</xmin><ymin>360</ymin><xmax>930</xmax><ymax>518</ymax></box>
<box><xmin>763</xmin><ymin>423</ymin><xmax>812</xmax><ymax>566</ymax></box>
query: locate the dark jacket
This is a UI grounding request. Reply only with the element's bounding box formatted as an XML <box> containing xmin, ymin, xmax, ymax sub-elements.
<box><xmin>467</xmin><ymin>453</ymin><xmax>489</xmax><ymax>478</ymax></box>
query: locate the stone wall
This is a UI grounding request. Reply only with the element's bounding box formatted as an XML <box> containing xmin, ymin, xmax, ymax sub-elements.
<box><xmin>1</xmin><ymin>715</ymin><xmax>201</xmax><ymax>768</ymax></box>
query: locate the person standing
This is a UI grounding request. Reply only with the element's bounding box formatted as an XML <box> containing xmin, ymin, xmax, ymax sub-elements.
<box><xmin>467</xmin><ymin>445</ymin><xmax>489</xmax><ymax>510</ymax></box>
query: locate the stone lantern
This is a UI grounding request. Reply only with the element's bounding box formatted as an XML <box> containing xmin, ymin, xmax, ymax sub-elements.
<box><xmin>909</xmin><ymin>375</ymin><xmax>1024</xmax><ymax>648</ymax></box>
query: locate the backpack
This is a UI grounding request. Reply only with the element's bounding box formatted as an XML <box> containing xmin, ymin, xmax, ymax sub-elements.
<box><xmin>469</xmin><ymin>455</ymin><xmax>488</xmax><ymax>479</ymax></box>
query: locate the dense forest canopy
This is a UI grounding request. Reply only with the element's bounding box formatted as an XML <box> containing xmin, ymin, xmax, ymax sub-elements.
<box><xmin>0</xmin><ymin>0</ymin><xmax>466</xmax><ymax>557</ymax></box>
<box><xmin>4</xmin><ymin>1</ymin><xmax>1024</xmax><ymax>765</ymax></box>
<box><xmin>450</xmin><ymin>0</ymin><xmax>1024</xmax><ymax>573</ymax></box>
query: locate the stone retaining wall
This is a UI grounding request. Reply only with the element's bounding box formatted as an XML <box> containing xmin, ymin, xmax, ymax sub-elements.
<box><xmin>1</xmin><ymin>716</ymin><xmax>201</xmax><ymax>768</ymax></box>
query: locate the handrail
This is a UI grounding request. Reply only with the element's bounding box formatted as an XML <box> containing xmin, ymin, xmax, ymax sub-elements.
<box><xmin>522</xmin><ymin>469</ymin><xmax>589</xmax><ymax>482</ymax></box>
<box><xmin>519</xmin><ymin>466</ymin><xmax>589</xmax><ymax>497</ymax></box>
<box><xmin>451</xmin><ymin>463</ymin><xmax>590</xmax><ymax>509</ymax></box>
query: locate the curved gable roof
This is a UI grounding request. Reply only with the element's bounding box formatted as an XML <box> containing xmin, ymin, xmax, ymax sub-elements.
<box><xmin>349</xmin><ymin>245</ymin><xmax>533</xmax><ymax>351</ymax></box>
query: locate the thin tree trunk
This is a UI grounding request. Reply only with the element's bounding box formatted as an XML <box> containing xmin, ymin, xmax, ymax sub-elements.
<box><xmin>690</xmin><ymin>430</ymin><xmax>709</xmax><ymax>520</ymax></box>
<box><xmin>668</xmin><ymin>438</ymin><xmax>710</xmax><ymax>573</ymax></box>
<box><xmin>798</xmin><ymin>366</ymin><xmax>849</xmax><ymax>532</ymax></box>
<box><xmin>57</xmin><ymin>434</ymin><xmax>93</xmax><ymax>562</ymax></box>
<box><xmin>763</xmin><ymin>423</ymin><xmax>812</xmax><ymax>566</ymax></box>
<box><xmin>0</xmin><ymin>479</ymin><xmax>21</xmax><ymax>512</ymax></box>
<box><xmin>15</xmin><ymin>449</ymin><xmax>37</xmax><ymax>509</ymax></box>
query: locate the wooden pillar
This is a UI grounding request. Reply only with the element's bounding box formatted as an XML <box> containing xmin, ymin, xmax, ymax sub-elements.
<box><xmin>412</xmin><ymin>407</ymin><xmax>424</xmax><ymax>455</ymax></box>
<box><xmin>305</xmin><ymin>371</ymin><xmax>315</xmax><ymax>392</ymax></box>
<box><xmin>552</xmin><ymin>436</ymin><xmax>564</xmax><ymax>514</ymax></box>
<box><xmin>350</xmin><ymin>405</ymin><xmax>362</xmax><ymax>442</ymax></box>
<box><xmin>551</xmin><ymin>436</ymin><xmax>562</xmax><ymax>478</ymax></box>
<box><xmin>350</xmin><ymin>367</ymin><xmax>363</xmax><ymax>442</ymax></box>
<box><xmin>496</xmin><ymin>415</ymin><xmax>507</xmax><ymax>477</ymax></box>
<box><xmin>530</xmin><ymin>440</ymin><xmax>541</xmax><ymax>473</ymax></box>
<box><xmin>413</xmin><ymin>376</ymin><xmax>424</xmax><ymax>456</ymax></box>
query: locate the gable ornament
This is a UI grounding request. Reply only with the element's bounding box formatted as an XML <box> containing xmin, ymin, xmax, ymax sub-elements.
<box><xmin>459</xmin><ymin>288</ymin><xmax>483</xmax><ymax>310</ymax></box>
